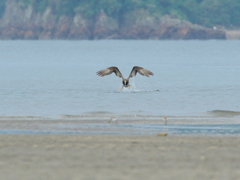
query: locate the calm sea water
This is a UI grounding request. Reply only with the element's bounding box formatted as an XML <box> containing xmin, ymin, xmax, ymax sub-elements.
<box><xmin>1</xmin><ymin>40</ymin><xmax>240</xmax><ymax>119</ymax></box>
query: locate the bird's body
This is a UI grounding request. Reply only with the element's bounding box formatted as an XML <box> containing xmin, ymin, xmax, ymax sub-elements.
<box><xmin>96</xmin><ymin>66</ymin><xmax>153</xmax><ymax>89</ymax></box>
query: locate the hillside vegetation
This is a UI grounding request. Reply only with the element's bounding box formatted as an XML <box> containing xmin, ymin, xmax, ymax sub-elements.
<box><xmin>0</xmin><ymin>0</ymin><xmax>239</xmax><ymax>28</ymax></box>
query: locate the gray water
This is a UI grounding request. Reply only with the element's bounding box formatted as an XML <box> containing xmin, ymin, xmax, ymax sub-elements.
<box><xmin>1</xmin><ymin>40</ymin><xmax>240</xmax><ymax>135</ymax></box>
<box><xmin>1</xmin><ymin>40</ymin><xmax>240</xmax><ymax>117</ymax></box>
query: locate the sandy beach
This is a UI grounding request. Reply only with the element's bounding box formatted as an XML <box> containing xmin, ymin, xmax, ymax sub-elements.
<box><xmin>1</xmin><ymin>134</ymin><xmax>240</xmax><ymax>180</ymax></box>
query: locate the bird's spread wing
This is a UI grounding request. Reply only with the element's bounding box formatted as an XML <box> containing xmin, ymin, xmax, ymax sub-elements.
<box><xmin>96</xmin><ymin>66</ymin><xmax>123</xmax><ymax>78</ymax></box>
<box><xmin>128</xmin><ymin>66</ymin><xmax>154</xmax><ymax>79</ymax></box>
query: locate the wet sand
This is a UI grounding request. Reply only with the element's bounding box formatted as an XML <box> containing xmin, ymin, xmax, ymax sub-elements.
<box><xmin>1</xmin><ymin>134</ymin><xmax>240</xmax><ymax>180</ymax></box>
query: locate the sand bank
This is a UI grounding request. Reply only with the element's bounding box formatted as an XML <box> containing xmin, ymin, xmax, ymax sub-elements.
<box><xmin>226</xmin><ymin>30</ymin><xmax>240</xmax><ymax>40</ymax></box>
<box><xmin>0</xmin><ymin>134</ymin><xmax>240</xmax><ymax>180</ymax></box>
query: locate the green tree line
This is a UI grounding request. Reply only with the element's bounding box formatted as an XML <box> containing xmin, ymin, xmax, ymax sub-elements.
<box><xmin>1</xmin><ymin>0</ymin><xmax>240</xmax><ymax>27</ymax></box>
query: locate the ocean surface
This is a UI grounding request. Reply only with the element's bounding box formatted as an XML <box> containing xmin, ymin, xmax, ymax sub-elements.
<box><xmin>1</xmin><ymin>40</ymin><xmax>240</xmax><ymax>135</ymax></box>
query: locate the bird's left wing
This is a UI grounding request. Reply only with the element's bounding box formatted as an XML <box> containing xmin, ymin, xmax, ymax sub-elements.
<box><xmin>128</xmin><ymin>66</ymin><xmax>154</xmax><ymax>79</ymax></box>
<box><xmin>96</xmin><ymin>66</ymin><xmax>123</xmax><ymax>78</ymax></box>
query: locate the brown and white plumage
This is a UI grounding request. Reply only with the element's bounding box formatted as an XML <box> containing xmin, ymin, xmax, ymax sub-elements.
<box><xmin>128</xmin><ymin>66</ymin><xmax>154</xmax><ymax>78</ymax></box>
<box><xmin>96</xmin><ymin>66</ymin><xmax>123</xmax><ymax>78</ymax></box>
<box><xmin>96</xmin><ymin>66</ymin><xmax>154</xmax><ymax>89</ymax></box>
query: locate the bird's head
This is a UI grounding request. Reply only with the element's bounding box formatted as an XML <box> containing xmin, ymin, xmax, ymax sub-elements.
<box><xmin>122</xmin><ymin>79</ymin><xmax>129</xmax><ymax>87</ymax></box>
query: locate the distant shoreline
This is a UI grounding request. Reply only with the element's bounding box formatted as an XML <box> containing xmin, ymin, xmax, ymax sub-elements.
<box><xmin>226</xmin><ymin>30</ymin><xmax>240</xmax><ymax>40</ymax></box>
<box><xmin>0</xmin><ymin>1</ymin><xmax>227</xmax><ymax>40</ymax></box>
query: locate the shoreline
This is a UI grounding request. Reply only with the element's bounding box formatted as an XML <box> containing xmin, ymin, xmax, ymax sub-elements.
<box><xmin>226</xmin><ymin>30</ymin><xmax>240</xmax><ymax>40</ymax></box>
<box><xmin>1</xmin><ymin>119</ymin><xmax>240</xmax><ymax>136</ymax></box>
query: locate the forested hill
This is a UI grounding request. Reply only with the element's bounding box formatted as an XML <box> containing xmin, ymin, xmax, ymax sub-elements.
<box><xmin>0</xmin><ymin>0</ymin><xmax>239</xmax><ymax>40</ymax></box>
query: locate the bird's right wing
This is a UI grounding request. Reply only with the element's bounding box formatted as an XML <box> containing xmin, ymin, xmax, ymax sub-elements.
<box><xmin>96</xmin><ymin>66</ymin><xmax>123</xmax><ymax>78</ymax></box>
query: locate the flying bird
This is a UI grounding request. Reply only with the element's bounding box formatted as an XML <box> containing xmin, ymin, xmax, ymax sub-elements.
<box><xmin>96</xmin><ymin>66</ymin><xmax>154</xmax><ymax>89</ymax></box>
